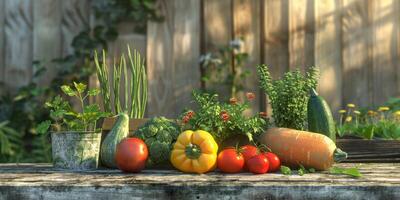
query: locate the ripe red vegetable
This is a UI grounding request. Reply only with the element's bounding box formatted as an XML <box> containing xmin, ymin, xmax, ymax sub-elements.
<box><xmin>116</xmin><ymin>138</ymin><xmax>148</xmax><ymax>173</ymax></box>
<box><xmin>241</xmin><ymin>145</ymin><xmax>258</xmax><ymax>170</ymax></box>
<box><xmin>263</xmin><ymin>152</ymin><xmax>281</xmax><ymax>172</ymax></box>
<box><xmin>217</xmin><ymin>148</ymin><xmax>244</xmax><ymax>173</ymax></box>
<box><xmin>247</xmin><ymin>154</ymin><xmax>269</xmax><ymax>174</ymax></box>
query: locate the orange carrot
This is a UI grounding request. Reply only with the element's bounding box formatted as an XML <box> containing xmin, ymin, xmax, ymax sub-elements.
<box><xmin>259</xmin><ymin>128</ymin><xmax>347</xmax><ymax>170</ymax></box>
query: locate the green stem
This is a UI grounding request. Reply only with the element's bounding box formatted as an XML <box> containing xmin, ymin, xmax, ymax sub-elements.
<box><xmin>333</xmin><ymin>148</ymin><xmax>348</xmax><ymax>163</ymax></box>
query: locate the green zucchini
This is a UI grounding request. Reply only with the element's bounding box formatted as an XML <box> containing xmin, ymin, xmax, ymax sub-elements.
<box><xmin>307</xmin><ymin>89</ymin><xmax>336</xmax><ymax>142</ymax></box>
<box><xmin>100</xmin><ymin>113</ymin><xmax>129</xmax><ymax>168</ymax></box>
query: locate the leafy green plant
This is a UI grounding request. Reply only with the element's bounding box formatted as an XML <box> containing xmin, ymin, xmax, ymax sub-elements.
<box><xmin>134</xmin><ymin>117</ymin><xmax>181</xmax><ymax>166</ymax></box>
<box><xmin>37</xmin><ymin>82</ymin><xmax>109</xmax><ymax>133</ymax></box>
<box><xmin>337</xmin><ymin>104</ymin><xmax>400</xmax><ymax>139</ymax></box>
<box><xmin>200</xmin><ymin>38</ymin><xmax>250</xmax><ymax>98</ymax></box>
<box><xmin>0</xmin><ymin>121</ymin><xmax>23</xmax><ymax>162</ymax></box>
<box><xmin>94</xmin><ymin>46</ymin><xmax>148</xmax><ymax>118</ymax></box>
<box><xmin>257</xmin><ymin>65</ymin><xmax>319</xmax><ymax>130</ymax></box>
<box><xmin>180</xmin><ymin>91</ymin><xmax>269</xmax><ymax>143</ymax></box>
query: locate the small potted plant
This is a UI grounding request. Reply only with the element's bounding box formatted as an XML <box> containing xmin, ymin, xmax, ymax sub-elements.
<box><xmin>180</xmin><ymin>91</ymin><xmax>269</xmax><ymax>147</ymax></box>
<box><xmin>94</xmin><ymin>46</ymin><xmax>148</xmax><ymax>133</ymax></box>
<box><xmin>37</xmin><ymin>82</ymin><xmax>108</xmax><ymax>170</ymax></box>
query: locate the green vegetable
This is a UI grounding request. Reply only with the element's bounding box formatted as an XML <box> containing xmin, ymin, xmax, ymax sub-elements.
<box><xmin>257</xmin><ymin>65</ymin><xmax>319</xmax><ymax>130</ymax></box>
<box><xmin>329</xmin><ymin>166</ymin><xmax>362</xmax><ymax>178</ymax></box>
<box><xmin>94</xmin><ymin>46</ymin><xmax>148</xmax><ymax>118</ymax></box>
<box><xmin>307</xmin><ymin>89</ymin><xmax>336</xmax><ymax>142</ymax></box>
<box><xmin>133</xmin><ymin>117</ymin><xmax>181</xmax><ymax>166</ymax></box>
<box><xmin>181</xmin><ymin>91</ymin><xmax>269</xmax><ymax>144</ymax></box>
<box><xmin>280</xmin><ymin>165</ymin><xmax>292</xmax><ymax>175</ymax></box>
<box><xmin>37</xmin><ymin>82</ymin><xmax>108</xmax><ymax>133</ymax></box>
<box><xmin>100</xmin><ymin>113</ymin><xmax>130</xmax><ymax>168</ymax></box>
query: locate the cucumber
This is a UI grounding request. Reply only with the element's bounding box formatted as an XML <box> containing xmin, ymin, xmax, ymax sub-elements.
<box><xmin>100</xmin><ymin>113</ymin><xmax>129</xmax><ymax>168</ymax></box>
<box><xmin>307</xmin><ymin>89</ymin><xmax>336</xmax><ymax>142</ymax></box>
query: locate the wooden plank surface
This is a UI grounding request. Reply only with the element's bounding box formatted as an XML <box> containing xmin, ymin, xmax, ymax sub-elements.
<box><xmin>288</xmin><ymin>0</ymin><xmax>315</xmax><ymax>71</ymax></box>
<box><xmin>33</xmin><ymin>0</ymin><xmax>62</xmax><ymax>86</ymax></box>
<box><xmin>61</xmin><ymin>0</ymin><xmax>90</xmax><ymax>56</ymax></box>
<box><xmin>4</xmin><ymin>0</ymin><xmax>33</xmax><ymax>91</ymax></box>
<box><xmin>233</xmin><ymin>0</ymin><xmax>261</xmax><ymax>114</ymax></box>
<box><xmin>341</xmin><ymin>0</ymin><xmax>372</xmax><ymax>108</ymax></box>
<box><xmin>262</xmin><ymin>0</ymin><xmax>289</xmax><ymax>115</ymax></box>
<box><xmin>172</xmin><ymin>0</ymin><xmax>201</xmax><ymax>116</ymax></box>
<box><xmin>203</xmin><ymin>0</ymin><xmax>232</xmax><ymax>98</ymax></box>
<box><xmin>146</xmin><ymin>0</ymin><xmax>175</xmax><ymax>118</ymax></box>
<box><xmin>0</xmin><ymin>163</ymin><xmax>399</xmax><ymax>200</ymax></box>
<box><xmin>371</xmin><ymin>0</ymin><xmax>399</xmax><ymax>105</ymax></box>
<box><xmin>314</xmin><ymin>0</ymin><xmax>342</xmax><ymax>113</ymax></box>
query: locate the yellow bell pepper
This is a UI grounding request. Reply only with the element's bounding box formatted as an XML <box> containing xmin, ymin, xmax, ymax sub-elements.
<box><xmin>170</xmin><ymin>130</ymin><xmax>218</xmax><ymax>174</ymax></box>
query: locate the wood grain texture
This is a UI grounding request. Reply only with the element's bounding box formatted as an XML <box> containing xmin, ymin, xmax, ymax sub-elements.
<box><xmin>233</xmin><ymin>0</ymin><xmax>261</xmax><ymax>114</ymax></box>
<box><xmin>4</xmin><ymin>0</ymin><xmax>33</xmax><ymax>91</ymax></box>
<box><xmin>341</xmin><ymin>0</ymin><xmax>372</xmax><ymax>108</ymax></box>
<box><xmin>371</xmin><ymin>0</ymin><xmax>399</xmax><ymax>105</ymax></box>
<box><xmin>33</xmin><ymin>0</ymin><xmax>62</xmax><ymax>86</ymax></box>
<box><xmin>1</xmin><ymin>163</ymin><xmax>400</xmax><ymax>200</ymax></box>
<box><xmin>314</xmin><ymin>0</ymin><xmax>342</xmax><ymax>113</ymax></box>
<box><xmin>61</xmin><ymin>0</ymin><xmax>90</xmax><ymax>56</ymax></box>
<box><xmin>203</xmin><ymin>0</ymin><xmax>232</xmax><ymax>97</ymax></box>
<box><xmin>147</xmin><ymin>0</ymin><xmax>175</xmax><ymax>118</ymax></box>
<box><xmin>288</xmin><ymin>0</ymin><xmax>315</xmax><ymax>71</ymax></box>
<box><xmin>262</xmin><ymin>0</ymin><xmax>289</xmax><ymax>115</ymax></box>
<box><xmin>172</xmin><ymin>0</ymin><xmax>201</xmax><ymax>115</ymax></box>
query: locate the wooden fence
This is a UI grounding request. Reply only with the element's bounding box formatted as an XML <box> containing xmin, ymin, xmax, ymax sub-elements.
<box><xmin>0</xmin><ymin>0</ymin><xmax>399</xmax><ymax>118</ymax></box>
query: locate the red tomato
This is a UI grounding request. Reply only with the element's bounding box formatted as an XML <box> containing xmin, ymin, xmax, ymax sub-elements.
<box><xmin>116</xmin><ymin>138</ymin><xmax>148</xmax><ymax>173</ymax></box>
<box><xmin>217</xmin><ymin>148</ymin><xmax>244</xmax><ymax>173</ymax></box>
<box><xmin>263</xmin><ymin>152</ymin><xmax>281</xmax><ymax>172</ymax></box>
<box><xmin>247</xmin><ymin>154</ymin><xmax>269</xmax><ymax>174</ymax></box>
<box><xmin>241</xmin><ymin>145</ymin><xmax>258</xmax><ymax>170</ymax></box>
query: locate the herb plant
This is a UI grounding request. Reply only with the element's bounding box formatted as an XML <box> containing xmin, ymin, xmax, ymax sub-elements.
<box><xmin>37</xmin><ymin>82</ymin><xmax>109</xmax><ymax>134</ymax></box>
<box><xmin>180</xmin><ymin>91</ymin><xmax>269</xmax><ymax>143</ymax></box>
<box><xmin>95</xmin><ymin>46</ymin><xmax>148</xmax><ymax>118</ymax></box>
<box><xmin>133</xmin><ymin>117</ymin><xmax>181</xmax><ymax>166</ymax></box>
<box><xmin>257</xmin><ymin>65</ymin><xmax>319</xmax><ymax>130</ymax></box>
<box><xmin>337</xmin><ymin>104</ymin><xmax>400</xmax><ymax>139</ymax></box>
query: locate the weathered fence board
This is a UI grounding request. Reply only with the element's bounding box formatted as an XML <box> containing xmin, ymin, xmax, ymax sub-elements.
<box><xmin>314</xmin><ymin>0</ymin><xmax>342</xmax><ymax>113</ymax></box>
<box><xmin>4</xmin><ymin>0</ymin><xmax>33</xmax><ymax>91</ymax></box>
<box><xmin>233</xmin><ymin>0</ymin><xmax>261</xmax><ymax>114</ymax></box>
<box><xmin>0</xmin><ymin>0</ymin><xmax>399</xmax><ymax>117</ymax></box>
<box><xmin>371</xmin><ymin>0</ymin><xmax>399</xmax><ymax>105</ymax></box>
<box><xmin>288</xmin><ymin>0</ymin><xmax>314</xmax><ymax>71</ymax></box>
<box><xmin>341</xmin><ymin>0</ymin><xmax>372</xmax><ymax>108</ymax></box>
<box><xmin>33</xmin><ymin>0</ymin><xmax>62</xmax><ymax>86</ymax></box>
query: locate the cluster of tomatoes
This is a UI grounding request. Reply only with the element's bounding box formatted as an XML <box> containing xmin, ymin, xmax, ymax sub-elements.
<box><xmin>217</xmin><ymin>145</ymin><xmax>281</xmax><ymax>174</ymax></box>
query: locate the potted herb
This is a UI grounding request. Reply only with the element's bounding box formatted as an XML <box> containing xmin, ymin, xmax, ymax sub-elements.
<box><xmin>180</xmin><ymin>91</ymin><xmax>269</xmax><ymax>146</ymax></box>
<box><xmin>37</xmin><ymin>82</ymin><xmax>108</xmax><ymax>170</ymax></box>
<box><xmin>94</xmin><ymin>46</ymin><xmax>148</xmax><ymax>132</ymax></box>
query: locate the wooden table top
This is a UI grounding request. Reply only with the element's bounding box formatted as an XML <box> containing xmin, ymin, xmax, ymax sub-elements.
<box><xmin>0</xmin><ymin>163</ymin><xmax>399</xmax><ymax>200</ymax></box>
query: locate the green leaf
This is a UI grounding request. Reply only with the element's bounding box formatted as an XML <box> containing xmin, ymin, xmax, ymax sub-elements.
<box><xmin>36</xmin><ymin>121</ymin><xmax>51</xmax><ymax>134</ymax></box>
<box><xmin>298</xmin><ymin>168</ymin><xmax>305</xmax><ymax>176</ymax></box>
<box><xmin>329</xmin><ymin>166</ymin><xmax>362</xmax><ymax>178</ymax></box>
<box><xmin>308</xmin><ymin>168</ymin><xmax>316</xmax><ymax>173</ymax></box>
<box><xmin>87</xmin><ymin>88</ymin><xmax>100</xmax><ymax>96</ymax></box>
<box><xmin>73</xmin><ymin>82</ymin><xmax>87</xmax><ymax>94</ymax></box>
<box><xmin>61</xmin><ymin>85</ymin><xmax>75</xmax><ymax>96</ymax></box>
<box><xmin>280</xmin><ymin>165</ymin><xmax>292</xmax><ymax>175</ymax></box>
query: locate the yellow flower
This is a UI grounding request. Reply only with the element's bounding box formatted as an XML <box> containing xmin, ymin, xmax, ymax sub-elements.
<box><xmin>378</xmin><ymin>107</ymin><xmax>390</xmax><ymax>112</ymax></box>
<box><xmin>367</xmin><ymin>110</ymin><xmax>376</xmax><ymax>116</ymax></box>
<box><xmin>345</xmin><ymin>116</ymin><xmax>352</xmax><ymax>122</ymax></box>
<box><xmin>394</xmin><ymin>111</ymin><xmax>400</xmax><ymax>116</ymax></box>
<box><xmin>347</xmin><ymin>104</ymin><xmax>355</xmax><ymax>108</ymax></box>
<box><xmin>339</xmin><ymin>110</ymin><xmax>346</xmax><ymax>114</ymax></box>
<box><xmin>354</xmin><ymin>110</ymin><xmax>361</xmax><ymax>115</ymax></box>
